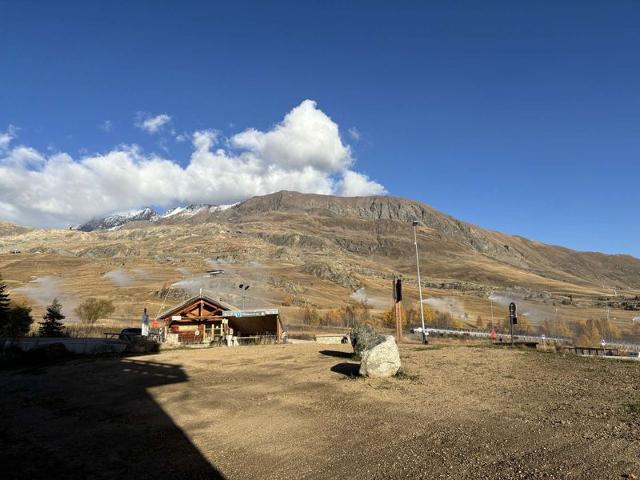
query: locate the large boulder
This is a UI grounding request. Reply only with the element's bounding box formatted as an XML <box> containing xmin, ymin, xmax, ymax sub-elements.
<box><xmin>359</xmin><ymin>335</ymin><xmax>401</xmax><ymax>378</ymax></box>
<box><xmin>351</xmin><ymin>324</ymin><xmax>384</xmax><ymax>357</ymax></box>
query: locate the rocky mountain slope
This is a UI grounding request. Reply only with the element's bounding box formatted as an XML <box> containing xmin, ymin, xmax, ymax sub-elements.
<box><xmin>154</xmin><ymin>191</ymin><xmax>640</xmax><ymax>292</ymax></box>
<box><xmin>1</xmin><ymin>191</ymin><xmax>639</xmax><ymax>333</ymax></box>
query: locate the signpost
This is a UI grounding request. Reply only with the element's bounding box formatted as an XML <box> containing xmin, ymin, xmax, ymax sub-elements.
<box><xmin>508</xmin><ymin>302</ymin><xmax>518</xmax><ymax>346</ymax></box>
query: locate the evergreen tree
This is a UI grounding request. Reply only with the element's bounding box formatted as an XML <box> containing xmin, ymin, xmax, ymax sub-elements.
<box><xmin>0</xmin><ymin>274</ymin><xmax>11</xmax><ymax>325</ymax></box>
<box><xmin>38</xmin><ymin>298</ymin><xmax>66</xmax><ymax>337</ymax></box>
<box><xmin>3</xmin><ymin>304</ymin><xmax>33</xmax><ymax>337</ymax></box>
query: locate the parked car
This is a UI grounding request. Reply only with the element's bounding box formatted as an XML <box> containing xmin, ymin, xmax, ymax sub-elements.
<box><xmin>119</xmin><ymin>328</ymin><xmax>142</xmax><ymax>341</ymax></box>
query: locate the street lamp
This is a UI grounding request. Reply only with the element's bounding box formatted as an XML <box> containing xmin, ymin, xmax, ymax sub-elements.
<box><xmin>412</xmin><ymin>220</ymin><xmax>427</xmax><ymax>344</ymax></box>
<box><xmin>238</xmin><ymin>284</ymin><xmax>250</xmax><ymax>310</ymax></box>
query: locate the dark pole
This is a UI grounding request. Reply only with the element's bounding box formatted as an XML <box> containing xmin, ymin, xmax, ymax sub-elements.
<box><xmin>509</xmin><ymin>302</ymin><xmax>517</xmax><ymax>347</ymax></box>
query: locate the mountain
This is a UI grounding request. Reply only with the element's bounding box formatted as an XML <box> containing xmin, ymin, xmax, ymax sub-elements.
<box><xmin>70</xmin><ymin>191</ymin><xmax>640</xmax><ymax>291</ymax></box>
<box><xmin>2</xmin><ymin>191</ymin><xmax>640</xmax><ymax>336</ymax></box>
<box><xmin>75</xmin><ymin>208</ymin><xmax>158</xmax><ymax>232</ymax></box>
<box><xmin>76</xmin><ymin>204</ymin><xmax>239</xmax><ymax>231</ymax></box>
<box><xmin>0</xmin><ymin>221</ymin><xmax>31</xmax><ymax>237</ymax></box>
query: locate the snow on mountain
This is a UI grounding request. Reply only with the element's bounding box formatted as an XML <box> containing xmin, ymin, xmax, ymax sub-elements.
<box><xmin>75</xmin><ymin>208</ymin><xmax>158</xmax><ymax>232</ymax></box>
<box><xmin>74</xmin><ymin>203</ymin><xmax>240</xmax><ymax>231</ymax></box>
<box><xmin>160</xmin><ymin>203</ymin><xmax>239</xmax><ymax>219</ymax></box>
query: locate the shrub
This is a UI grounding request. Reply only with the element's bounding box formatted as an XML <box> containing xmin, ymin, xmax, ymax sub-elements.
<box><xmin>75</xmin><ymin>298</ymin><xmax>115</xmax><ymax>334</ymax></box>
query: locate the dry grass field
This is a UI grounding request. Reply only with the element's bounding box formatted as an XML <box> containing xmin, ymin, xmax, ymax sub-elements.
<box><xmin>1</xmin><ymin>340</ymin><xmax>639</xmax><ymax>479</ymax></box>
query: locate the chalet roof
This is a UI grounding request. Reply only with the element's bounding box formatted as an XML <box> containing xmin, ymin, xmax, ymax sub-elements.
<box><xmin>156</xmin><ymin>295</ymin><xmax>238</xmax><ymax>320</ymax></box>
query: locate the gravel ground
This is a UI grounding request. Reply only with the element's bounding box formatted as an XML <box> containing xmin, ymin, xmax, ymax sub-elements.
<box><xmin>1</xmin><ymin>340</ymin><xmax>639</xmax><ymax>479</ymax></box>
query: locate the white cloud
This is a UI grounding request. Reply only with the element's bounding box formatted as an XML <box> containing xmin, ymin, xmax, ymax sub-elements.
<box><xmin>348</xmin><ymin>127</ymin><xmax>361</xmax><ymax>141</ymax></box>
<box><xmin>0</xmin><ymin>125</ymin><xmax>18</xmax><ymax>151</ymax></box>
<box><xmin>0</xmin><ymin>100</ymin><xmax>386</xmax><ymax>227</ymax></box>
<box><xmin>231</xmin><ymin>99</ymin><xmax>351</xmax><ymax>172</ymax></box>
<box><xmin>99</xmin><ymin>120</ymin><xmax>113</xmax><ymax>132</ymax></box>
<box><xmin>136</xmin><ymin>113</ymin><xmax>171</xmax><ymax>134</ymax></box>
<box><xmin>338</xmin><ymin>170</ymin><xmax>386</xmax><ymax>197</ymax></box>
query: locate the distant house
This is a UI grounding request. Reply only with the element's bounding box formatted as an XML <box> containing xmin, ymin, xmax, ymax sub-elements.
<box><xmin>156</xmin><ymin>295</ymin><xmax>283</xmax><ymax>344</ymax></box>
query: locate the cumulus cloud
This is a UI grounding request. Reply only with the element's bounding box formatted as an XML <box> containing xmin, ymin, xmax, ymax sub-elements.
<box><xmin>231</xmin><ymin>100</ymin><xmax>351</xmax><ymax>172</ymax></box>
<box><xmin>0</xmin><ymin>100</ymin><xmax>386</xmax><ymax>227</ymax></box>
<box><xmin>136</xmin><ymin>113</ymin><xmax>171</xmax><ymax>134</ymax></box>
<box><xmin>338</xmin><ymin>170</ymin><xmax>385</xmax><ymax>197</ymax></box>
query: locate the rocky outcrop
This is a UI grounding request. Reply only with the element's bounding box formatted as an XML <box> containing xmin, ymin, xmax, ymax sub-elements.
<box><xmin>302</xmin><ymin>261</ymin><xmax>360</xmax><ymax>289</ymax></box>
<box><xmin>359</xmin><ymin>335</ymin><xmax>401</xmax><ymax>378</ymax></box>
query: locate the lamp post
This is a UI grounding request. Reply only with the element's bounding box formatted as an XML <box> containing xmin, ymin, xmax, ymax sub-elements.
<box><xmin>412</xmin><ymin>220</ymin><xmax>427</xmax><ymax>344</ymax></box>
<box><xmin>238</xmin><ymin>284</ymin><xmax>250</xmax><ymax>310</ymax></box>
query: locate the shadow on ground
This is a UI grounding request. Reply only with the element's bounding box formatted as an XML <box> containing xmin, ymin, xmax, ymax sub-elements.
<box><xmin>330</xmin><ymin>362</ymin><xmax>361</xmax><ymax>377</ymax></box>
<box><xmin>0</xmin><ymin>357</ymin><xmax>225</xmax><ymax>480</ymax></box>
<box><xmin>319</xmin><ymin>349</ymin><xmax>353</xmax><ymax>359</ymax></box>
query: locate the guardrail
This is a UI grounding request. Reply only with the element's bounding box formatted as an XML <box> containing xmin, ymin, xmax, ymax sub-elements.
<box><xmin>422</xmin><ymin>327</ymin><xmax>640</xmax><ymax>351</ymax></box>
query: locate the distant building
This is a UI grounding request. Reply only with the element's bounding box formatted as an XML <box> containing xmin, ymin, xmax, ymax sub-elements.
<box><xmin>156</xmin><ymin>295</ymin><xmax>283</xmax><ymax>344</ymax></box>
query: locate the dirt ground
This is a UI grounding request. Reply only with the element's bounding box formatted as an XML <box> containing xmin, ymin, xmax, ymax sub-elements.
<box><xmin>1</xmin><ymin>340</ymin><xmax>639</xmax><ymax>479</ymax></box>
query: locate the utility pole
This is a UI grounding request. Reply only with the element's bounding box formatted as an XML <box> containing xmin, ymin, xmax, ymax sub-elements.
<box><xmin>412</xmin><ymin>220</ymin><xmax>427</xmax><ymax>344</ymax></box>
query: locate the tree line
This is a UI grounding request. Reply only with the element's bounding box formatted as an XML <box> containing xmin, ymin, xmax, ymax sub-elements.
<box><xmin>299</xmin><ymin>298</ymin><xmax>640</xmax><ymax>346</ymax></box>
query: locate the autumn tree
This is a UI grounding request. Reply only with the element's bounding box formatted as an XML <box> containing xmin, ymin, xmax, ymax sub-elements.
<box><xmin>75</xmin><ymin>298</ymin><xmax>115</xmax><ymax>334</ymax></box>
<box><xmin>302</xmin><ymin>305</ymin><xmax>321</xmax><ymax>326</ymax></box>
<box><xmin>597</xmin><ymin>316</ymin><xmax>620</xmax><ymax>340</ymax></box>
<box><xmin>382</xmin><ymin>309</ymin><xmax>395</xmax><ymax>329</ymax></box>
<box><xmin>573</xmin><ymin>318</ymin><xmax>601</xmax><ymax>346</ymax></box>
<box><xmin>322</xmin><ymin>308</ymin><xmax>341</xmax><ymax>326</ymax></box>
<box><xmin>517</xmin><ymin>315</ymin><xmax>531</xmax><ymax>334</ymax></box>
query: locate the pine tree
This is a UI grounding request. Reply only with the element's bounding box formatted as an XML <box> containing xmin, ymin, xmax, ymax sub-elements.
<box><xmin>0</xmin><ymin>274</ymin><xmax>13</xmax><ymax>336</ymax></box>
<box><xmin>3</xmin><ymin>304</ymin><xmax>33</xmax><ymax>337</ymax></box>
<box><xmin>39</xmin><ymin>298</ymin><xmax>66</xmax><ymax>337</ymax></box>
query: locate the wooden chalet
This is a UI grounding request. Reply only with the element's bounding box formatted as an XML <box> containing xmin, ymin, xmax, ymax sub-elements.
<box><xmin>156</xmin><ymin>295</ymin><xmax>283</xmax><ymax>344</ymax></box>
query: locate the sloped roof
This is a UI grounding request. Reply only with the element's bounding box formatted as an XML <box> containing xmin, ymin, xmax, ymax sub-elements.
<box><xmin>156</xmin><ymin>295</ymin><xmax>238</xmax><ymax>320</ymax></box>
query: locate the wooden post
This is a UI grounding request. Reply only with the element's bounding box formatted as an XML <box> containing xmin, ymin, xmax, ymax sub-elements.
<box><xmin>276</xmin><ymin>315</ymin><xmax>282</xmax><ymax>343</ymax></box>
<box><xmin>395</xmin><ymin>301</ymin><xmax>403</xmax><ymax>342</ymax></box>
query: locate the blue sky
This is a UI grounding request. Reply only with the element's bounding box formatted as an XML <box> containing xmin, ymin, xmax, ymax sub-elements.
<box><xmin>1</xmin><ymin>1</ymin><xmax>639</xmax><ymax>256</ymax></box>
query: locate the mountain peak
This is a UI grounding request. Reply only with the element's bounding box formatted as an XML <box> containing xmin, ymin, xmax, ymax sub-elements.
<box><xmin>75</xmin><ymin>207</ymin><xmax>158</xmax><ymax>232</ymax></box>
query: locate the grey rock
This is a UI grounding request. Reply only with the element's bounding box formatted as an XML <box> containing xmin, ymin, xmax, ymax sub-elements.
<box><xmin>359</xmin><ymin>335</ymin><xmax>401</xmax><ymax>378</ymax></box>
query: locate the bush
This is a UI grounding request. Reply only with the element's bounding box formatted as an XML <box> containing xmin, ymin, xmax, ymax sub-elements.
<box><xmin>350</xmin><ymin>324</ymin><xmax>384</xmax><ymax>357</ymax></box>
<box><xmin>75</xmin><ymin>298</ymin><xmax>115</xmax><ymax>334</ymax></box>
